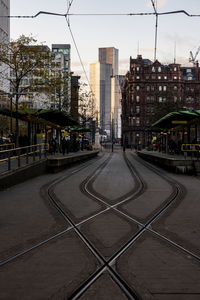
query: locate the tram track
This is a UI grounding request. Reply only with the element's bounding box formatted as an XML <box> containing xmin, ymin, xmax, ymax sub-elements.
<box><xmin>1</xmin><ymin>150</ymin><xmax>200</xmax><ymax>299</ymax></box>
<box><xmin>70</xmin><ymin>151</ymin><xmax>200</xmax><ymax>299</ymax></box>
<box><xmin>0</xmin><ymin>153</ymin><xmax>107</xmax><ymax>267</ymax></box>
<box><xmin>0</xmin><ymin>152</ymin><xmax>140</xmax><ymax>299</ymax></box>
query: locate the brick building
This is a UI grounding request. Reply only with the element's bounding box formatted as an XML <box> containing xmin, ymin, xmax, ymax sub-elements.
<box><xmin>121</xmin><ymin>55</ymin><xmax>200</xmax><ymax>148</ymax></box>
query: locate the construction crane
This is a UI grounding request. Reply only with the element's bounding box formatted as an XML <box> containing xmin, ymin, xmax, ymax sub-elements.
<box><xmin>189</xmin><ymin>46</ymin><xmax>200</xmax><ymax>66</ymax></box>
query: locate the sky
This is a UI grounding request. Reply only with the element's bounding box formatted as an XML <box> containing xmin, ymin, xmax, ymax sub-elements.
<box><xmin>10</xmin><ymin>0</ymin><xmax>200</xmax><ymax>84</ymax></box>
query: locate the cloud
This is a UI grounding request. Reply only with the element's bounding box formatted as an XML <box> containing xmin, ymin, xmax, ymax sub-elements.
<box><xmin>147</xmin><ymin>0</ymin><xmax>167</xmax><ymax>9</ymax></box>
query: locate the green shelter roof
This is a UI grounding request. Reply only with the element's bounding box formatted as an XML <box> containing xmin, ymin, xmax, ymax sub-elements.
<box><xmin>0</xmin><ymin>108</ymin><xmax>78</xmax><ymax>128</ymax></box>
<box><xmin>152</xmin><ymin>110</ymin><xmax>200</xmax><ymax>129</ymax></box>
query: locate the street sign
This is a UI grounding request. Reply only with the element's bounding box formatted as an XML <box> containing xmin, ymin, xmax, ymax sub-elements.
<box><xmin>172</xmin><ymin>120</ymin><xmax>187</xmax><ymax>124</ymax></box>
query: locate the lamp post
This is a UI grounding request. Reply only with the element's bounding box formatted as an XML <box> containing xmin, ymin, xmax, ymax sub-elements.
<box><xmin>9</xmin><ymin>93</ymin><xmax>13</xmax><ymax>134</ymax></box>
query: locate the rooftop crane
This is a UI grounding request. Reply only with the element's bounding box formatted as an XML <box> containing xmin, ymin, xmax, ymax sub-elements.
<box><xmin>189</xmin><ymin>46</ymin><xmax>200</xmax><ymax>66</ymax></box>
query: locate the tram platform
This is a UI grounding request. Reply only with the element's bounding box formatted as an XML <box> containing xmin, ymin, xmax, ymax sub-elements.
<box><xmin>137</xmin><ymin>149</ymin><xmax>200</xmax><ymax>175</ymax></box>
<box><xmin>0</xmin><ymin>150</ymin><xmax>99</xmax><ymax>190</ymax></box>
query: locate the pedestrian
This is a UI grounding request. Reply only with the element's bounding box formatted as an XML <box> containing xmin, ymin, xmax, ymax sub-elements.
<box><xmin>61</xmin><ymin>137</ymin><xmax>66</xmax><ymax>155</ymax></box>
<box><xmin>52</xmin><ymin>138</ymin><xmax>57</xmax><ymax>154</ymax></box>
<box><xmin>65</xmin><ymin>137</ymin><xmax>69</xmax><ymax>154</ymax></box>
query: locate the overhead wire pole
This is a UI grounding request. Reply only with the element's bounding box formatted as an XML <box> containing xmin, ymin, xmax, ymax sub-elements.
<box><xmin>151</xmin><ymin>0</ymin><xmax>158</xmax><ymax>62</ymax></box>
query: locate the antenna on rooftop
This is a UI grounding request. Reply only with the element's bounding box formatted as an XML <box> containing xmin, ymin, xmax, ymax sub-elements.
<box><xmin>137</xmin><ymin>41</ymin><xmax>140</xmax><ymax>55</ymax></box>
<box><xmin>174</xmin><ymin>41</ymin><xmax>176</xmax><ymax>64</ymax></box>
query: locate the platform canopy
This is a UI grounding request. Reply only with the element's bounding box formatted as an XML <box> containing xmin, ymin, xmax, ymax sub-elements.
<box><xmin>36</xmin><ymin>109</ymin><xmax>79</xmax><ymax>127</ymax></box>
<box><xmin>69</xmin><ymin>127</ymin><xmax>91</xmax><ymax>133</ymax></box>
<box><xmin>152</xmin><ymin>110</ymin><xmax>200</xmax><ymax>129</ymax></box>
<box><xmin>0</xmin><ymin>108</ymin><xmax>78</xmax><ymax>128</ymax></box>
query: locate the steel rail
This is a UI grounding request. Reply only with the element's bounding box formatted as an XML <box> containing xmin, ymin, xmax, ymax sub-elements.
<box><xmin>75</xmin><ymin>151</ymin><xmax>200</xmax><ymax>298</ymax></box>
<box><xmin>0</xmin><ymin>153</ymin><xmax>106</xmax><ymax>267</ymax></box>
<box><xmin>66</xmin><ymin>153</ymin><xmax>147</xmax><ymax>299</ymax></box>
<box><xmin>1</xmin><ymin>150</ymin><xmax>197</xmax><ymax>299</ymax></box>
<box><xmin>47</xmin><ymin>152</ymin><xmax>140</xmax><ymax>300</ymax></box>
<box><xmin>129</xmin><ymin>154</ymin><xmax>200</xmax><ymax>261</ymax></box>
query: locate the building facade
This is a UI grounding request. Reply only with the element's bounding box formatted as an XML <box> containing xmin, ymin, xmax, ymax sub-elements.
<box><xmin>52</xmin><ymin>44</ymin><xmax>71</xmax><ymax>112</ymax></box>
<box><xmin>0</xmin><ymin>0</ymin><xmax>10</xmax><ymax>97</ymax></box>
<box><xmin>99</xmin><ymin>47</ymin><xmax>119</xmax><ymax>76</ymax></box>
<box><xmin>90</xmin><ymin>47</ymin><xmax>121</xmax><ymax>139</ymax></box>
<box><xmin>121</xmin><ymin>55</ymin><xmax>200</xmax><ymax>148</ymax></box>
<box><xmin>111</xmin><ymin>75</ymin><xmax>124</xmax><ymax>141</ymax></box>
<box><xmin>90</xmin><ymin>61</ymin><xmax>112</xmax><ymax>135</ymax></box>
<box><xmin>70</xmin><ymin>75</ymin><xmax>80</xmax><ymax>122</ymax></box>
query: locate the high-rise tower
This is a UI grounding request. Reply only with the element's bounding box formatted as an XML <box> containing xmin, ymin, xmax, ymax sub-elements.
<box><xmin>99</xmin><ymin>47</ymin><xmax>119</xmax><ymax>76</ymax></box>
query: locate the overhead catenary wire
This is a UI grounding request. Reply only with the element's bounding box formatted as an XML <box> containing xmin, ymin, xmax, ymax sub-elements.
<box><xmin>64</xmin><ymin>1</ymin><xmax>96</xmax><ymax>107</ymax></box>
<box><xmin>65</xmin><ymin>12</ymin><xmax>91</xmax><ymax>90</ymax></box>
<box><xmin>2</xmin><ymin>10</ymin><xmax>200</xmax><ymax>18</ymax></box>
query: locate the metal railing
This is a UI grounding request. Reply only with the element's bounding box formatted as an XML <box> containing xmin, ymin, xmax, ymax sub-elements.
<box><xmin>0</xmin><ymin>143</ymin><xmax>49</xmax><ymax>173</ymax></box>
<box><xmin>0</xmin><ymin>143</ymin><xmax>15</xmax><ymax>150</ymax></box>
<box><xmin>181</xmin><ymin>144</ymin><xmax>200</xmax><ymax>152</ymax></box>
<box><xmin>181</xmin><ymin>144</ymin><xmax>200</xmax><ymax>160</ymax></box>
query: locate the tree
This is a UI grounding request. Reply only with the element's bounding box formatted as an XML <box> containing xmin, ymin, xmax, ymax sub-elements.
<box><xmin>48</xmin><ymin>69</ymin><xmax>67</xmax><ymax>111</ymax></box>
<box><xmin>0</xmin><ymin>35</ymin><xmax>54</xmax><ymax>144</ymax></box>
<box><xmin>78</xmin><ymin>83</ymin><xmax>95</xmax><ymax>126</ymax></box>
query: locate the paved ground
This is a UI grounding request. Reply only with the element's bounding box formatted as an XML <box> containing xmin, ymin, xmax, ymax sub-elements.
<box><xmin>0</xmin><ymin>147</ymin><xmax>200</xmax><ymax>299</ymax></box>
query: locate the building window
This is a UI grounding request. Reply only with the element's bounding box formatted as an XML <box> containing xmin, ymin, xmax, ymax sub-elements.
<box><xmin>136</xmin><ymin>86</ymin><xmax>140</xmax><ymax>91</ymax></box>
<box><xmin>136</xmin><ymin>106</ymin><xmax>140</xmax><ymax>113</ymax></box>
<box><xmin>136</xmin><ymin>117</ymin><xmax>140</xmax><ymax>126</ymax></box>
<box><xmin>151</xmin><ymin>86</ymin><xmax>155</xmax><ymax>91</ymax></box>
<box><xmin>152</xmin><ymin>66</ymin><xmax>155</xmax><ymax>72</ymax></box>
<box><xmin>174</xmin><ymin>96</ymin><xmax>177</xmax><ymax>102</ymax></box>
<box><xmin>136</xmin><ymin>95</ymin><xmax>140</xmax><ymax>102</ymax></box>
<box><xmin>159</xmin><ymin>86</ymin><xmax>162</xmax><ymax>91</ymax></box>
<box><xmin>188</xmin><ymin>76</ymin><xmax>193</xmax><ymax>80</ymax></box>
<box><xmin>131</xmin><ymin>118</ymin><xmax>134</xmax><ymax>126</ymax></box>
<box><xmin>158</xmin><ymin>67</ymin><xmax>161</xmax><ymax>72</ymax></box>
<box><xmin>152</xmin><ymin>75</ymin><xmax>156</xmax><ymax>79</ymax></box>
<box><xmin>136</xmin><ymin>67</ymin><xmax>140</xmax><ymax>72</ymax></box>
<box><xmin>158</xmin><ymin>76</ymin><xmax>161</xmax><ymax>80</ymax></box>
<box><xmin>174</xmin><ymin>67</ymin><xmax>177</xmax><ymax>71</ymax></box>
<box><xmin>186</xmin><ymin>97</ymin><xmax>194</xmax><ymax>103</ymax></box>
<box><xmin>146</xmin><ymin>85</ymin><xmax>150</xmax><ymax>91</ymax></box>
<box><xmin>136</xmin><ymin>76</ymin><xmax>140</xmax><ymax>79</ymax></box>
<box><xmin>164</xmin><ymin>76</ymin><xmax>167</xmax><ymax>80</ymax></box>
<box><xmin>146</xmin><ymin>75</ymin><xmax>150</xmax><ymax>79</ymax></box>
<box><xmin>159</xmin><ymin>97</ymin><xmax>163</xmax><ymax>102</ymax></box>
<box><xmin>174</xmin><ymin>76</ymin><xmax>177</xmax><ymax>80</ymax></box>
<box><xmin>174</xmin><ymin>86</ymin><xmax>177</xmax><ymax>91</ymax></box>
<box><xmin>151</xmin><ymin>96</ymin><xmax>154</xmax><ymax>102</ymax></box>
<box><xmin>163</xmin><ymin>86</ymin><xmax>167</xmax><ymax>91</ymax></box>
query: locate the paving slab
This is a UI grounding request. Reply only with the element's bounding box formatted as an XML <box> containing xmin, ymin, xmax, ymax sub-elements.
<box><xmin>117</xmin><ymin>231</ymin><xmax>200</xmax><ymax>300</ymax></box>
<box><xmin>80</xmin><ymin>210</ymin><xmax>139</xmax><ymax>259</ymax></box>
<box><xmin>92</xmin><ymin>152</ymin><xmax>136</xmax><ymax>204</ymax></box>
<box><xmin>0</xmin><ymin>230</ymin><xmax>100</xmax><ymax>300</ymax></box>
<box><xmin>119</xmin><ymin>154</ymin><xmax>172</xmax><ymax>222</ymax></box>
<box><xmin>80</xmin><ymin>272</ymin><xmax>128</xmax><ymax>300</ymax></box>
<box><xmin>153</xmin><ymin>173</ymin><xmax>200</xmax><ymax>257</ymax></box>
<box><xmin>0</xmin><ymin>173</ymin><xmax>69</xmax><ymax>262</ymax></box>
<box><xmin>52</xmin><ymin>157</ymin><xmax>109</xmax><ymax>223</ymax></box>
